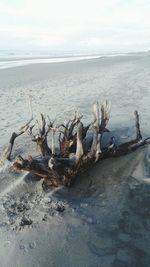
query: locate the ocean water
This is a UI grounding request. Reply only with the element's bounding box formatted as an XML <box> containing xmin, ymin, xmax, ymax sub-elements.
<box><xmin>0</xmin><ymin>53</ymin><xmax>150</xmax><ymax>267</ymax></box>
<box><xmin>0</xmin><ymin>50</ymin><xmax>126</xmax><ymax>69</ymax></box>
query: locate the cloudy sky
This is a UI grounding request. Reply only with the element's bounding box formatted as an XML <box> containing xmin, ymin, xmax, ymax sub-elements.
<box><xmin>0</xmin><ymin>0</ymin><xmax>150</xmax><ymax>52</ymax></box>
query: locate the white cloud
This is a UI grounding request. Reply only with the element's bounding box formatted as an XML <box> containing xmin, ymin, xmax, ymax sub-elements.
<box><xmin>0</xmin><ymin>0</ymin><xmax>150</xmax><ymax>51</ymax></box>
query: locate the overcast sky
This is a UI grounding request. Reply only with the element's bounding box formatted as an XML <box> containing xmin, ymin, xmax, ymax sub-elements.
<box><xmin>0</xmin><ymin>0</ymin><xmax>150</xmax><ymax>52</ymax></box>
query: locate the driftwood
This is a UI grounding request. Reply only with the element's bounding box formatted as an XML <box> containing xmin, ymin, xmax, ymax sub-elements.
<box><xmin>1</xmin><ymin>100</ymin><xmax>150</xmax><ymax>187</ymax></box>
<box><xmin>0</xmin><ymin>96</ymin><xmax>33</xmax><ymax>164</ymax></box>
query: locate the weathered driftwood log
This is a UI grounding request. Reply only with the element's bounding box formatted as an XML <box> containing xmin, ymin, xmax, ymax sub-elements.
<box><xmin>28</xmin><ymin>113</ymin><xmax>52</xmax><ymax>156</ymax></box>
<box><xmin>11</xmin><ymin>101</ymin><xmax>150</xmax><ymax>187</ymax></box>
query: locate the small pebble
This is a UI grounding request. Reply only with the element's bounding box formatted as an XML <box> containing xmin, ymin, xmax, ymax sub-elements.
<box><xmin>20</xmin><ymin>216</ymin><xmax>32</xmax><ymax>226</ymax></box>
<box><xmin>55</xmin><ymin>203</ymin><xmax>65</xmax><ymax>212</ymax></box>
<box><xmin>42</xmin><ymin>214</ymin><xmax>48</xmax><ymax>221</ymax></box>
<box><xmin>29</xmin><ymin>241</ymin><xmax>36</xmax><ymax>249</ymax></box>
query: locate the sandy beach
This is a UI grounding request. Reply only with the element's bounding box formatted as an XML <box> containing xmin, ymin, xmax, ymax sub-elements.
<box><xmin>0</xmin><ymin>54</ymin><xmax>150</xmax><ymax>267</ymax></box>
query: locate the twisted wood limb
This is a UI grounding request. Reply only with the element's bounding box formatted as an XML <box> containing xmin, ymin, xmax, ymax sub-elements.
<box><xmin>28</xmin><ymin>114</ymin><xmax>52</xmax><ymax>156</ymax></box>
<box><xmin>106</xmin><ymin>111</ymin><xmax>147</xmax><ymax>157</ymax></box>
<box><xmin>13</xmin><ymin>155</ymin><xmax>61</xmax><ymax>187</ymax></box>
<box><xmin>0</xmin><ymin>96</ymin><xmax>33</xmax><ymax>163</ymax></box>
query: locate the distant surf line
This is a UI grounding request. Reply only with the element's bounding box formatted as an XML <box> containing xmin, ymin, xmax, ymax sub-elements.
<box><xmin>0</xmin><ymin>53</ymin><xmax>126</xmax><ymax>70</ymax></box>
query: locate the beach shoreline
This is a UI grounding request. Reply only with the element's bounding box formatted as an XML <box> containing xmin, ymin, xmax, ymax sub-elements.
<box><xmin>0</xmin><ymin>53</ymin><xmax>150</xmax><ymax>267</ymax></box>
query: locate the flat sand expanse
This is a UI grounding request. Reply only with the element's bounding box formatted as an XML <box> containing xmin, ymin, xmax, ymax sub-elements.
<box><xmin>0</xmin><ymin>54</ymin><xmax>150</xmax><ymax>267</ymax></box>
<box><xmin>0</xmin><ymin>54</ymin><xmax>149</xmax><ymax>146</ymax></box>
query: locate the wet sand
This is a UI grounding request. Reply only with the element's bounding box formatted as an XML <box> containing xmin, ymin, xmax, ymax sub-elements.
<box><xmin>0</xmin><ymin>54</ymin><xmax>150</xmax><ymax>267</ymax></box>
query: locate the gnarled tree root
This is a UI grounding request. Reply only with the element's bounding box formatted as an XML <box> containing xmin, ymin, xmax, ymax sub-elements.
<box><xmin>10</xmin><ymin>101</ymin><xmax>150</xmax><ymax>187</ymax></box>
